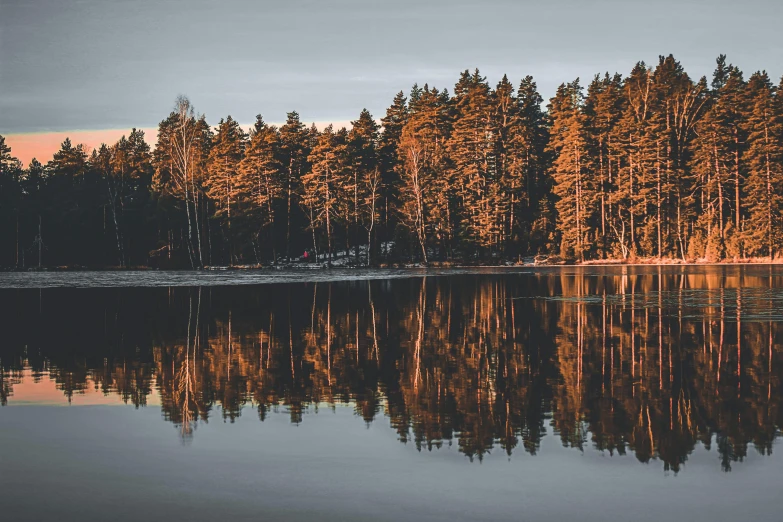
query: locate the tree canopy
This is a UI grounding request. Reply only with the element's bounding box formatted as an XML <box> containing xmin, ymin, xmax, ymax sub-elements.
<box><xmin>2</xmin><ymin>56</ymin><xmax>782</xmax><ymax>268</ymax></box>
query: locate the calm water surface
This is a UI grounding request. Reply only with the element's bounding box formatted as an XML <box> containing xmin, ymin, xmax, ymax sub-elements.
<box><xmin>1</xmin><ymin>266</ymin><xmax>782</xmax><ymax>521</ymax></box>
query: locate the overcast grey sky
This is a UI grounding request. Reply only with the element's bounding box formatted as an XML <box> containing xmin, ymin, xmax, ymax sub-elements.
<box><xmin>1</xmin><ymin>0</ymin><xmax>782</xmax><ymax>134</ymax></box>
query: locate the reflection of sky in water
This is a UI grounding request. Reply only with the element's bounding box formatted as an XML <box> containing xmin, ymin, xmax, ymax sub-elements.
<box><xmin>1</xmin><ymin>266</ymin><xmax>782</xmax><ymax>521</ymax></box>
<box><xmin>3</xmin><ymin>369</ymin><xmax>160</xmax><ymax>406</ymax></box>
<box><xmin>2</xmin><ymin>404</ymin><xmax>782</xmax><ymax>522</ymax></box>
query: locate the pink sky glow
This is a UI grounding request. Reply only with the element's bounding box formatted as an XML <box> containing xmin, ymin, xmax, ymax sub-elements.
<box><xmin>5</xmin><ymin>368</ymin><xmax>160</xmax><ymax>406</ymax></box>
<box><xmin>4</xmin><ymin>128</ymin><xmax>159</xmax><ymax>167</ymax></box>
<box><xmin>5</xmin><ymin>121</ymin><xmax>355</xmax><ymax>167</ymax></box>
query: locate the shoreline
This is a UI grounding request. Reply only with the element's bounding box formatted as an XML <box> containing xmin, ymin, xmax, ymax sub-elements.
<box><xmin>2</xmin><ymin>263</ymin><xmax>781</xmax><ymax>289</ymax></box>
<box><xmin>3</xmin><ymin>257</ymin><xmax>782</xmax><ymax>272</ymax></box>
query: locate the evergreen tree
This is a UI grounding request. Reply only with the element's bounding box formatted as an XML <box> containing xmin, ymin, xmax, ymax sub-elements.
<box><xmin>206</xmin><ymin>115</ymin><xmax>247</xmax><ymax>264</ymax></box>
<box><xmin>95</xmin><ymin>129</ymin><xmax>154</xmax><ymax>267</ymax></box>
<box><xmin>650</xmin><ymin>56</ymin><xmax>709</xmax><ymax>260</ymax></box>
<box><xmin>238</xmin><ymin>115</ymin><xmax>284</xmax><ymax>263</ymax></box>
<box><xmin>347</xmin><ymin>109</ymin><xmax>380</xmax><ymax>264</ymax></box>
<box><xmin>93</xmin><ymin>143</ymin><xmax>121</xmax><ymax>264</ymax></box>
<box><xmin>20</xmin><ymin>158</ymin><xmax>46</xmax><ymax>268</ymax></box>
<box><xmin>302</xmin><ymin>125</ymin><xmax>344</xmax><ymax>265</ymax></box>
<box><xmin>493</xmin><ymin>74</ymin><xmax>518</xmax><ymax>255</ymax></box>
<box><xmin>0</xmin><ymin>136</ymin><xmax>23</xmax><ymax>267</ymax></box>
<box><xmin>378</xmin><ymin>91</ymin><xmax>408</xmax><ymax>252</ymax></box>
<box><xmin>512</xmin><ymin>75</ymin><xmax>550</xmax><ymax>254</ymax></box>
<box><xmin>690</xmin><ymin>58</ymin><xmax>748</xmax><ymax>259</ymax></box>
<box><xmin>279</xmin><ymin>111</ymin><xmax>309</xmax><ymax>261</ymax></box>
<box><xmin>611</xmin><ymin>62</ymin><xmax>658</xmax><ymax>257</ymax></box>
<box><xmin>45</xmin><ymin>138</ymin><xmax>99</xmax><ymax>266</ymax></box>
<box><xmin>398</xmin><ymin>85</ymin><xmax>452</xmax><ymax>262</ymax></box>
<box><xmin>449</xmin><ymin>69</ymin><xmax>500</xmax><ymax>256</ymax></box>
<box><xmin>585</xmin><ymin>73</ymin><xmax>624</xmax><ymax>257</ymax></box>
<box><xmin>743</xmin><ymin>72</ymin><xmax>783</xmax><ymax>257</ymax></box>
<box><xmin>547</xmin><ymin>80</ymin><xmax>594</xmax><ymax>261</ymax></box>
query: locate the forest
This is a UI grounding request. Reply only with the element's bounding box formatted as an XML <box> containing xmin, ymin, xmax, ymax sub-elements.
<box><xmin>1</xmin><ymin>54</ymin><xmax>782</xmax><ymax>268</ymax></box>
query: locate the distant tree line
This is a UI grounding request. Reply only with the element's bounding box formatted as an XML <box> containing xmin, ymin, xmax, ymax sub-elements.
<box><xmin>1</xmin><ymin>55</ymin><xmax>782</xmax><ymax>268</ymax></box>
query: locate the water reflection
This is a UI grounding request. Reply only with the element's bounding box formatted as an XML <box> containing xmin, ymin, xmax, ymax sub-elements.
<box><xmin>2</xmin><ymin>267</ymin><xmax>781</xmax><ymax>472</ymax></box>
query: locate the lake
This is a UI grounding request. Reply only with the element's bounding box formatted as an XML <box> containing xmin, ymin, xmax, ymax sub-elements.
<box><xmin>1</xmin><ymin>266</ymin><xmax>782</xmax><ymax>521</ymax></box>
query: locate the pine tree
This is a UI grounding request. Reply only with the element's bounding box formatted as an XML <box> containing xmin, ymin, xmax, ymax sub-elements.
<box><xmin>238</xmin><ymin>115</ymin><xmax>284</xmax><ymax>263</ymax></box>
<box><xmin>45</xmin><ymin>138</ymin><xmax>97</xmax><ymax>266</ymax></box>
<box><xmin>206</xmin><ymin>115</ymin><xmax>246</xmax><ymax>264</ymax></box>
<box><xmin>378</xmin><ymin>91</ymin><xmax>408</xmax><ymax>253</ymax></box>
<box><xmin>493</xmin><ymin>74</ymin><xmax>520</xmax><ymax>256</ymax></box>
<box><xmin>17</xmin><ymin>158</ymin><xmax>46</xmax><ymax>268</ymax></box>
<box><xmin>611</xmin><ymin>62</ymin><xmax>658</xmax><ymax>258</ymax></box>
<box><xmin>691</xmin><ymin>57</ymin><xmax>747</xmax><ymax>259</ymax></box>
<box><xmin>302</xmin><ymin>125</ymin><xmax>344</xmax><ymax>265</ymax></box>
<box><xmin>125</xmin><ymin>129</ymin><xmax>155</xmax><ymax>264</ymax></box>
<box><xmin>94</xmin><ymin>143</ymin><xmax>124</xmax><ymax>265</ymax></box>
<box><xmin>650</xmin><ymin>56</ymin><xmax>709</xmax><ymax>260</ymax></box>
<box><xmin>743</xmin><ymin>72</ymin><xmax>783</xmax><ymax>257</ymax></box>
<box><xmin>449</xmin><ymin>69</ymin><xmax>500</xmax><ymax>256</ymax></box>
<box><xmin>714</xmin><ymin>61</ymin><xmax>747</xmax><ymax>258</ymax></box>
<box><xmin>585</xmin><ymin>73</ymin><xmax>624</xmax><ymax>257</ymax></box>
<box><xmin>279</xmin><ymin>111</ymin><xmax>309</xmax><ymax>261</ymax></box>
<box><xmin>512</xmin><ymin>75</ymin><xmax>550</xmax><ymax>254</ymax></box>
<box><xmin>334</xmin><ymin>126</ymin><xmax>354</xmax><ymax>256</ymax></box>
<box><xmin>547</xmin><ymin>80</ymin><xmax>594</xmax><ymax>261</ymax></box>
<box><xmin>398</xmin><ymin>85</ymin><xmax>452</xmax><ymax>263</ymax></box>
<box><xmin>0</xmin><ymin>135</ymin><xmax>23</xmax><ymax>267</ymax></box>
<box><xmin>95</xmin><ymin>129</ymin><xmax>154</xmax><ymax>267</ymax></box>
<box><xmin>348</xmin><ymin>109</ymin><xmax>380</xmax><ymax>264</ymax></box>
<box><xmin>644</xmin><ymin>63</ymin><xmax>673</xmax><ymax>259</ymax></box>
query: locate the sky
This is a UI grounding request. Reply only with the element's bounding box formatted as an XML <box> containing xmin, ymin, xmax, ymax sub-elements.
<box><xmin>2</xmin><ymin>0</ymin><xmax>782</xmax><ymax>165</ymax></box>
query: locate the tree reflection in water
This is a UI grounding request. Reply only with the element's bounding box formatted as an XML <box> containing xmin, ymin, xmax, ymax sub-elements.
<box><xmin>1</xmin><ymin>267</ymin><xmax>781</xmax><ymax>471</ymax></box>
